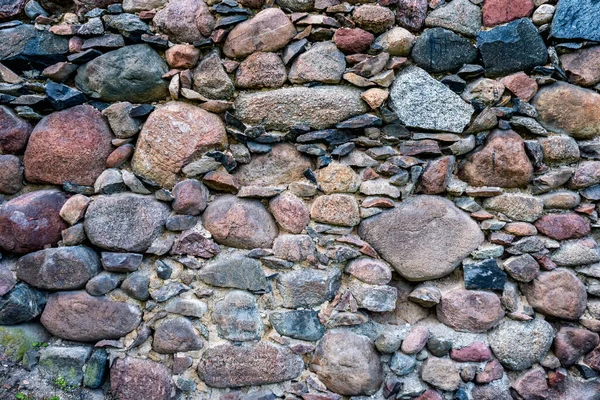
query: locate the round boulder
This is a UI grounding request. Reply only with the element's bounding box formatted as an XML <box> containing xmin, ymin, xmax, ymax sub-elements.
<box><xmin>311</xmin><ymin>331</ymin><xmax>383</xmax><ymax>396</ymax></box>
<box><xmin>84</xmin><ymin>194</ymin><xmax>171</xmax><ymax>252</ymax></box>
<box><xmin>523</xmin><ymin>269</ymin><xmax>587</xmax><ymax>320</ymax></box>
<box><xmin>23</xmin><ymin>105</ymin><xmax>113</xmax><ymax>186</ymax></box>
<box><xmin>202</xmin><ymin>195</ymin><xmax>279</xmax><ymax>249</ymax></box>
<box><xmin>358</xmin><ymin>195</ymin><xmax>484</xmax><ymax>281</ymax></box>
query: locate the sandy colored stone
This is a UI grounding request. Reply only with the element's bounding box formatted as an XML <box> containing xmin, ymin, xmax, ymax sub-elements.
<box><xmin>311</xmin><ymin>194</ymin><xmax>360</xmax><ymax>226</ymax></box>
<box><xmin>316</xmin><ymin>162</ymin><xmax>360</xmax><ymax>194</ymax></box>
<box><xmin>132</xmin><ymin>101</ymin><xmax>227</xmax><ymax>188</ymax></box>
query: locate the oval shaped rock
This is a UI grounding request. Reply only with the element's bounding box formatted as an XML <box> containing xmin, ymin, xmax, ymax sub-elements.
<box><xmin>153</xmin><ymin>0</ymin><xmax>214</xmax><ymax>43</ymax></box>
<box><xmin>0</xmin><ymin>105</ymin><xmax>32</xmax><ymax>154</ymax></box>
<box><xmin>202</xmin><ymin>195</ymin><xmax>279</xmax><ymax>249</ymax></box>
<box><xmin>311</xmin><ymin>331</ymin><xmax>383</xmax><ymax>396</ymax></box>
<box><xmin>16</xmin><ymin>246</ymin><xmax>100</xmax><ymax>290</ymax></box>
<box><xmin>0</xmin><ymin>190</ymin><xmax>67</xmax><ymax>254</ymax></box>
<box><xmin>84</xmin><ymin>194</ymin><xmax>170</xmax><ymax>252</ymax></box>
<box><xmin>198</xmin><ymin>341</ymin><xmax>304</xmax><ymax>387</ymax></box>
<box><xmin>358</xmin><ymin>196</ymin><xmax>484</xmax><ymax>281</ymax></box>
<box><xmin>223</xmin><ymin>8</ymin><xmax>296</xmax><ymax>59</ymax></box>
<box><xmin>75</xmin><ymin>44</ymin><xmax>169</xmax><ymax>103</ymax></box>
<box><xmin>131</xmin><ymin>101</ymin><xmax>227</xmax><ymax>189</ymax></box>
<box><xmin>437</xmin><ymin>289</ymin><xmax>505</xmax><ymax>333</ymax></box>
<box><xmin>152</xmin><ymin>317</ymin><xmax>203</xmax><ymax>353</ymax></box>
<box><xmin>534</xmin><ymin>213</ymin><xmax>590</xmax><ymax>241</ymax></box>
<box><xmin>40</xmin><ymin>291</ymin><xmax>141</xmax><ymax>341</ymax></box>
<box><xmin>23</xmin><ymin>105</ymin><xmax>113</xmax><ymax>186</ymax></box>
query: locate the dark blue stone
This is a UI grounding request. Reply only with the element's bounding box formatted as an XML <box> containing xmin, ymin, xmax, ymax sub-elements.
<box><xmin>552</xmin><ymin>0</ymin><xmax>600</xmax><ymax>41</ymax></box>
<box><xmin>463</xmin><ymin>259</ymin><xmax>507</xmax><ymax>290</ymax></box>
<box><xmin>269</xmin><ymin>310</ymin><xmax>325</xmax><ymax>341</ymax></box>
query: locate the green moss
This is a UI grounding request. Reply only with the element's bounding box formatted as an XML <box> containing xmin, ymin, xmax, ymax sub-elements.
<box><xmin>0</xmin><ymin>327</ymin><xmax>34</xmax><ymax>362</ymax></box>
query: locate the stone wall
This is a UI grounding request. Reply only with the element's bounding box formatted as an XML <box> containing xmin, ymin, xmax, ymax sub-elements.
<box><xmin>1</xmin><ymin>0</ymin><xmax>600</xmax><ymax>399</ymax></box>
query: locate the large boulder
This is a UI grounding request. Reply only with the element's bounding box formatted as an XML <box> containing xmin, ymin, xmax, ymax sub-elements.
<box><xmin>40</xmin><ymin>291</ymin><xmax>141</xmax><ymax>341</ymax></box>
<box><xmin>0</xmin><ymin>105</ymin><xmax>32</xmax><ymax>154</ymax></box>
<box><xmin>198</xmin><ymin>341</ymin><xmax>304</xmax><ymax>387</ymax></box>
<box><xmin>153</xmin><ymin>0</ymin><xmax>214</xmax><ymax>43</ymax></box>
<box><xmin>234</xmin><ymin>86</ymin><xmax>368</xmax><ymax>130</ymax></box>
<box><xmin>131</xmin><ymin>101</ymin><xmax>227</xmax><ymax>188</ymax></box>
<box><xmin>110</xmin><ymin>357</ymin><xmax>174</xmax><ymax>400</ymax></box>
<box><xmin>532</xmin><ymin>82</ymin><xmax>600</xmax><ymax>139</ymax></box>
<box><xmin>23</xmin><ymin>105</ymin><xmax>113</xmax><ymax>186</ymax></box>
<box><xmin>16</xmin><ymin>246</ymin><xmax>100</xmax><ymax>290</ymax></box>
<box><xmin>202</xmin><ymin>195</ymin><xmax>279</xmax><ymax>249</ymax></box>
<box><xmin>459</xmin><ymin>129</ymin><xmax>533</xmax><ymax>188</ymax></box>
<box><xmin>358</xmin><ymin>196</ymin><xmax>484</xmax><ymax>281</ymax></box>
<box><xmin>84</xmin><ymin>194</ymin><xmax>170</xmax><ymax>252</ymax></box>
<box><xmin>223</xmin><ymin>8</ymin><xmax>296</xmax><ymax>59</ymax></box>
<box><xmin>389</xmin><ymin>66</ymin><xmax>474</xmax><ymax>133</ymax></box>
<box><xmin>0</xmin><ymin>190</ymin><xmax>67</xmax><ymax>254</ymax></box>
<box><xmin>234</xmin><ymin>143</ymin><xmax>312</xmax><ymax>187</ymax></box>
<box><xmin>311</xmin><ymin>331</ymin><xmax>383</xmax><ymax>396</ymax></box>
<box><xmin>75</xmin><ymin>44</ymin><xmax>169</xmax><ymax>103</ymax></box>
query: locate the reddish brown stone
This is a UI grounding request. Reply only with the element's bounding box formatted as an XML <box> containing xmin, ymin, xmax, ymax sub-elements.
<box><xmin>560</xmin><ymin>46</ymin><xmax>600</xmax><ymax>87</ymax></box>
<box><xmin>235</xmin><ymin>52</ymin><xmax>287</xmax><ymax>89</ymax></box>
<box><xmin>534</xmin><ymin>213</ymin><xmax>590</xmax><ymax>241</ymax></box>
<box><xmin>171</xmin><ymin>229</ymin><xmax>220</xmax><ymax>258</ymax></box>
<box><xmin>396</xmin><ymin>0</ymin><xmax>427</xmax><ymax>31</ymax></box>
<box><xmin>401</xmin><ymin>326</ymin><xmax>429</xmax><ymax>354</ymax></box>
<box><xmin>504</xmin><ymin>222</ymin><xmax>537</xmax><ymax>236</ymax></box>
<box><xmin>110</xmin><ymin>357</ymin><xmax>174</xmax><ymax>400</ymax></box>
<box><xmin>512</xmin><ymin>367</ymin><xmax>549</xmax><ymax>400</ymax></box>
<box><xmin>499</xmin><ymin>71</ymin><xmax>538</xmax><ymax>102</ymax></box>
<box><xmin>0</xmin><ymin>105</ymin><xmax>32</xmax><ymax>154</ymax></box>
<box><xmin>414</xmin><ymin>389</ymin><xmax>443</xmax><ymax>400</ymax></box>
<box><xmin>0</xmin><ymin>154</ymin><xmax>23</xmax><ymax>195</ymax></box>
<box><xmin>202</xmin><ymin>195</ymin><xmax>279</xmax><ymax>249</ymax></box>
<box><xmin>223</xmin><ymin>8</ymin><xmax>296</xmax><ymax>59</ymax></box>
<box><xmin>449</xmin><ymin>342</ymin><xmax>492</xmax><ymax>362</ymax></box>
<box><xmin>333</xmin><ymin>28</ymin><xmax>375</xmax><ymax>54</ymax></box>
<box><xmin>24</xmin><ymin>105</ymin><xmax>113</xmax><ymax>186</ymax></box>
<box><xmin>437</xmin><ymin>289</ymin><xmax>504</xmax><ymax>333</ymax></box>
<box><xmin>106</xmin><ymin>144</ymin><xmax>134</xmax><ymax>168</ymax></box>
<box><xmin>0</xmin><ymin>0</ymin><xmax>26</xmax><ymax>20</ymax></box>
<box><xmin>165</xmin><ymin>44</ymin><xmax>201</xmax><ymax>69</ymax></box>
<box><xmin>153</xmin><ymin>0</ymin><xmax>215</xmax><ymax>43</ymax></box>
<box><xmin>459</xmin><ymin>129</ymin><xmax>533</xmax><ymax>188</ymax></box>
<box><xmin>554</xmin><ymin>327</ymin><xmax>599</xmax><ymax>367</ymax></box>
<box><xmin>172</xmin><ymin>179</ymin><xmax>209</xmax><ymax>215</ymax></box>
<box><xmin>0</xmin><ymin>190</ymin><xmax>67</xmax><ymax>254</ymax></box>
<box><xmin>524</xmin><ymin>269</ymin><xmax>587</xmax><ymax>320</ymax></box>
<box><xmin>475</xmin><ymin>359</ymin><xmax>504</xmax><ymax>383</ymax></box>
<box><xmin>482</xmin><ymin>0</ymin><xmax>534</xmax><ymax>27</ymax></box>
<box><xmin>418</xmin><ymin>156</ymin><xmax>454</xmax><ymax>194</ymax></box>
<box><xmin>203</xmin><ymin>170</ymin><xmax>240</xmax><ymax>193</ymax></box>
<box><xmin>269</xmin><ymin>192</ymin><xmax>310</xmax><ymax>234</ymax></box>
<box><xmin>361</xmin><ymin>197</ymin><xmax>394</xmax><ymax>208</ymax></box>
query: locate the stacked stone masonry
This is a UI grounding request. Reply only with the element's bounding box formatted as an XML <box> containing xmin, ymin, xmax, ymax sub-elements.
<box><xmin>2</xmin><ymin>0</ymin><xmax>600</xmax><ymax>399</ymax></box>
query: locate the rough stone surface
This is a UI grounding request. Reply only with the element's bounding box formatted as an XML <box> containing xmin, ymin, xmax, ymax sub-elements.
<box><xmin>75</xmin><ymin>44</ymin><xmax>169</xmax><ymax>103</ymax></box>
<box><xmin>235</xmin><ymin>52</ymin><xmax>287</xmax><ymax>89</ymax></box>
<box><xmin>153</xmin><ymin>317</ymin><xmax>203</xmax><ymax>353</ymax></box>
<box><xmin>551</xmin><ymin>0</ymin><xmax>600</xmax><ymax>42</ymax></box>
<box><xmin>132</xmin><ymin>101</ymin><xmax>227</xmax><ymax>188</ymax></box>
<box><xmin>235</xmin><ymin>86</ymin><xmax>368</xmax><ymax>130</ymax></box>
<box><xmin>0</xmin><ymin>105</ymin><xmax>32</xmax><ymax>154</ymax></box>
<box><xmin>289</xmin><ymin>41</ymin><xmax>345</xmax><ymax>84</ymax></box>
<box><xmin>198</xmin><ymin>253</ymin><xmax>268</xmax><ymax>292</ymax></box>
<box><xmin>0</xmin><ymin>155</ymin><xmax>23</xmax><ymax>194</ymax></box>
<box><xmin>459</xmin><ymin>129</ymin><xmax>533</xmax><ymax>188</ymax></box>
<box><xmin>389</xmin><ymin>66</ymin><xmax>474</xmax><ymax>133</ymax></box>
<box><xmin>110</xmin><ymin>357</ymin><xmax>173</xmax><ymax>400</ymax></box>
<box><xmin>203</xmin><ymin>195</ymin><xmax>279</xmax><ymax>249</ymax></box>
<box><xmin>523</xmin><ymin>269</ymin><xmax>587</xmax><ymax>320</ymax></box>
<box><xmin>23</xmin><ymin>105</ymin><xmax>113</xmax><ymax>186</ymax></box>
<box><xmin>41</xmin><ymin>291</ymin><xmax>141</xmax><ymax>341</ymax></box>
<box><xmin>436</xmin><ymin>289</ymin><xmax>504</xmax><ymax>333</ymax></box>
<box><xmin>534</xmin><ymin>213</ymin><xmax>590</xmax><ymax>241</ymax></box>
<box><xmin>358</xmin><ymin>196</ymin><xmax>484</xmax><ymax>281</ymax></box>
<box><xmin>234</xmin><ymin>144</ymin><xmax>311</xmax><ymax>187</ymax></box>
<box><xmin>0</xmin><ymin>190</ymin><xmax>67</xmax><ymax>254</ymax></box>
<box><xmin>84</xmin><ymin>194</ymin><xmax>170</xmax><ymax>252</ymax></box>
<box><xmin>488</xmin><ymin>318</ymin><xmax>553</xmax><ymax>370</ymax></box>
<box><xmin>411</xmin><ymin>28</ymin><xmax>477</xmax><ymax>73</ymax></box>
<box><xmin>198</xmin><ymin>342</ymin><xmax>304</xmax><ymax>387</ymax></box>
<box><xmin>311</xmin><ymin>331</ymin><xmax>383</xmax><ymax>396</ymax></box>
<box><xmin>482</xmin><ymin>0</ymin><xmax>534</xmax><ymax>27</ymax></box>
<box><xmin>153</xmin><ymin>0</ymin><xmax>214</xmax><ymax>43</ymax></box>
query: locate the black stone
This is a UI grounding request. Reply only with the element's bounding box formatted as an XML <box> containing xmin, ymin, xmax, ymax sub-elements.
<box><xmin>121</xmin><ymin>271</ymin><xmax>150</xmax><ymax>301</ymax></box>
<box><xmin>83</xmin><ymin>349</ymin><xmax>108</xmax><ymax>389</ymax></box>
<box><xmin>551</xmin><ymin>0</ymin><xmax>600</xmax><ymax>42</ymax></box>
<box><xmin>225</xmin><ymin>111</ymin><xmax>247</xmax><ymax>132</ymax></box>
<box><xmin>67</xmin><ymin>49</ymin><xmax>102</xmax><ymax>64</ymax></box>
<box><xmin>282</xmin><ymin>39</ymin><xmax>308</xmax><ymax>65</ymax></box>
<box><xmin>82</xmin><ymin>34</ymin><xmax>126</xmax><ymax>50</ymax></box>
<box><xmin>477</xmin><ymin>18</ymin><xmax>547</xmax><ymax>78</ymax></box>
<box><xmin>457</xmin><ymin>64</ymin><xmax>485</xmax><ymax>79</ymax></box>
<box><xmin>463</xmin><ymin>259</ymin><xmax>507</xmax><ymax>291</ymax></box>
<box><xmin>214</xmin><ymin>15</ymin><xmax>248</xmax><ymax>29</ymax></box>
<box><xmin>155</xmin><ymin>260</ymin><xmax>173</xmax><ymax>280</ymax></box>
<box><xmin>269</xmin><ymin>310</ymin><xmax>325</xmax><ymax>341</ymax></box>
<box><xmin>411</xmin><ymin>28</ymin><xmax>477</xmax><ymax>73</ymax></box>
<box><xmin>206</xmin><ymin>150</ymin><xmax>237</xmax><ymax>171</ymax></box>
<box><xmin>101</xmin><ymin>252</ymin><xmax>143</xmax><ymax>272</ymax></box>
<box><xmin>297</xmin><ymin>144</ymin><xmax>326</xmax><ymax>156</ymax></box>
<box><xmin>166</xmin><ymin>215</ymin><xmax>199</xmax><ymax>231</ymax></box>
<box><xmin>247</xmin><ymin>141</ymin><xmax>271</xmax><ymax>154</ymax></box>
<box><xmin>0</xmin><ymin>283</ymin><xmax>46</xmax><ymax>325</ymax></box>
<box><xmin>441</xmin><ymin>74</ymin><xmax>467</xmax><ymax>93</ymax></box>
<box><xmin>45</xmin><ymin>82</ymin><xmax>87</xmax><ymax>110</ymax></box>
<box><xmin>331</xmin><ymin>142</ymin><xmax>355</xmax><ymax>157</ymax></box>
<box><xmin>129</xmin><ymin>103</ymin><xmax>155</xmax><ymax>118</ymax></box>
<box><xmin>0</xmin><ymin>24</ymin><xmax>69</xmax><ymax>67</ymax></box>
